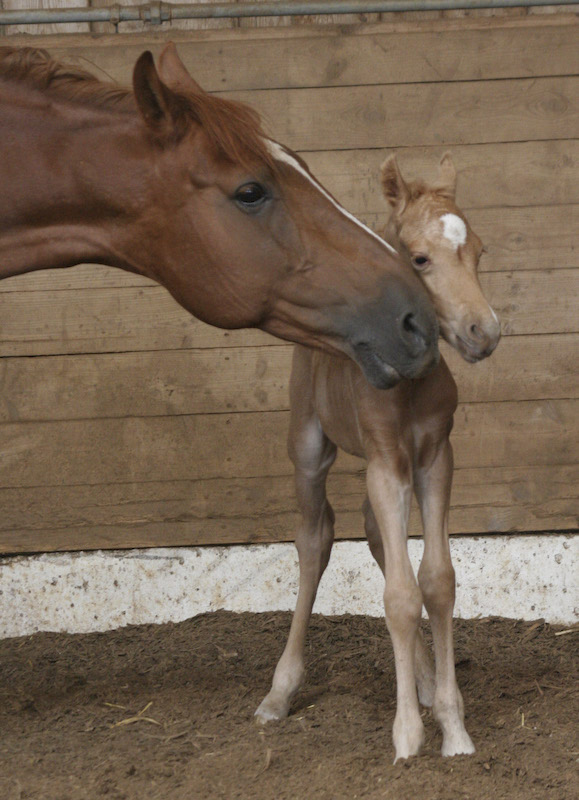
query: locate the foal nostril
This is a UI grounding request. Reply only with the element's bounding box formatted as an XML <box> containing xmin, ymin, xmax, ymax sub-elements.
<box><xmin>469</xmin><ymin>323</ymin><xmax>484</xmax><ymax>342</ymax></box>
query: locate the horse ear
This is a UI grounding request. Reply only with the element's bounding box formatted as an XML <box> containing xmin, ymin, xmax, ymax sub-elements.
<box><xmin>438</xmin><ymin>152</ymin><xmax>457</xmax><ymax>198</ymax></box>
<box><xmin>133</xmin><ymin>50</ymin><xmax>184</xmax><ymax>141</ymax></box>
<box><xmin>157</xmin><ymin>42</ymin><xmax>204</xmax><ymax>94</ymax></box>
<box><xmin>380</xmin><ymin>155</ymin><xmax>410</xmax><ymax>212</ymax></box>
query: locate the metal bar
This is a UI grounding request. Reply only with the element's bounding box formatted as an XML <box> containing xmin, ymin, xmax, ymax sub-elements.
<box><xmin>0</xmin><ymin>0</ymin><xmax>576</xmax><ymax>27</ymax></box>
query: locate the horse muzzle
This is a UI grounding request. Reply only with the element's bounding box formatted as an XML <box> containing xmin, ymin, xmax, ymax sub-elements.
<box><xmin>348</xmin><ymin>283</ymin><xmax>440</xmax><ymax>390</ymax></box>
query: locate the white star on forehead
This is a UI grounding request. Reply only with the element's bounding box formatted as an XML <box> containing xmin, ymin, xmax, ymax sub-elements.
<box><xmin>440</xmin><ymin>213</ymin><xmax>467</xmax><ymax>250</ymax></box>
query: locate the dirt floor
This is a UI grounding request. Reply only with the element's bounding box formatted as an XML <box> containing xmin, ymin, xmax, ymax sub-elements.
<box><xmin>0</xmin><ymin>612</ymin><xmax>577</xmax><ymax>800</ymax></box>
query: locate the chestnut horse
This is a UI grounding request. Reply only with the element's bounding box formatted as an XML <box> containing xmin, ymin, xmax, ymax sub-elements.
<box><xmin>0</xmin><ymin>43</ymin><xmax>439</xmax><ymax>389</ymax></box>
<box><xmin>255</xmin><ymin>154</ymin><xmax>501</xmax><ymax>761</ymax></box>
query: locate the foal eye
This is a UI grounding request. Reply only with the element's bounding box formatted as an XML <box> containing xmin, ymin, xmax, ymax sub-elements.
<box><xmin>234</xmin><ymin>182</ymin><xmax>268</xmax><ymax>210</ymax></box>
<box><xmin>412</xmin><ymin>255</ymin><xmax>430</xmax><ymax>270</ymax></box>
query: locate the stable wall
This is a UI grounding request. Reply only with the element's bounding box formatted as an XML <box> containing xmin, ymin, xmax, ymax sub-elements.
<box><xmin>0</xmin><ymin>12</ymin><xmax>577</xmax><ymax>558</ymax></box>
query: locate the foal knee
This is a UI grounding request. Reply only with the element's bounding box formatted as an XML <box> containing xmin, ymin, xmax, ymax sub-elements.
<box><xmin>384</xmin><ymin>580</ymin><xmax>423</xmax><ymax>636</ymax></box>
<box><xmin>418</xmin><ymin>561</ymin><xmax>455</xmax><ymax>615</ymax></box>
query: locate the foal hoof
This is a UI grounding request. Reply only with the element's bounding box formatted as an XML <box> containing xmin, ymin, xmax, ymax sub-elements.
<box><xmin>392</xmin><ymin>718</ymin><xmax>425</xmax><ymax>763</ymax></box>
<box><xmin>254</xmin><ymin>693</ymin><xmax>290</xmax><ymax>725</ymax></box>
<box><xmin>441</xmin><ymin>731</ymin><xmax>475</xmax><ymax>757</ymax></box>
<box><xmin>393</xmin><ymin>741</ymin><xmax>423</xmax><ymax>764</ymax></box>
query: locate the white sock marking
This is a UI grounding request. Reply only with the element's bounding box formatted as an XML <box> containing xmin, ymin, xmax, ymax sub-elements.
<box><xmin>440</xmin><ymin>213</ymin><xmax>467</xmax><ymax>250</ymax></box>
<box><xmin>266</xmin><ymin>140</ymin><xmax>398</xmax><ymax>256</ymax></box>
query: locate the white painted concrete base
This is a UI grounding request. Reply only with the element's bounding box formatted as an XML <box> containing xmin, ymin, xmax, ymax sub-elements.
<box><xmin>0</xmin><ymin>534</ymin><xmax>577</xmax><ymax>639</ymax></box>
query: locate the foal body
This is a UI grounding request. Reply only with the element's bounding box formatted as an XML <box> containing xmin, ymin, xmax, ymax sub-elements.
<box><xmin>256</xmin><ymin>155</ymin><xmax>501</xmax><ymax>761</ymax></box>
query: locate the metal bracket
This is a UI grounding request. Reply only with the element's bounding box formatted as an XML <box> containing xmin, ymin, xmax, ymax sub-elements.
<box><xmin>109</xmin><ymin>3</ymin><xmax>121</xmax><ymax>26</ymax></box>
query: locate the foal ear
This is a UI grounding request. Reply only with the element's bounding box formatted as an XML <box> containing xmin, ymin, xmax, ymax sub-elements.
<box><xmin>380</xmin><ymin>155</ymin><xmax>410</xmax><ymax>213</ymax></box>
<box><xmin>133</xmin><ymin>50</ymin><xmax>185</xmax><ymax>142</ymax></box>
<box><xmin>437</xmin><ymin>152</ymin><xmax>457</xmax><ymax>198</ymax></box>
<box><xmin>157</xmin><ymin>42</ymin><xmax>204</xmax><ymax>94</ymax></box>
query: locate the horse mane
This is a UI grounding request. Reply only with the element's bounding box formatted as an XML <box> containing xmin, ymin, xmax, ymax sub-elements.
<box><xmin>0</xmin><ymin>46</ymin><xmax>277</xmax><ymax>171</ymax></box>
<box><xmin>0</xmin><ymin>46</ymin><xmax>134</xmax><ymax>110</ymax></box>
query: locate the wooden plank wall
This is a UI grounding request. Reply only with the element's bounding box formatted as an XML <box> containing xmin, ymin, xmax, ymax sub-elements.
<box><xmin>0</xmin><ymin>12</ymin><xmax>577</xmax><ymax>553</ymax></box>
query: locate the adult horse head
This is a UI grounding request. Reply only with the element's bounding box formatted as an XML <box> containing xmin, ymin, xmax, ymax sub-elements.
<box><xmin>0</xmin><ymin>44</ymin><xmax>438</xmax><ymax>389</ymax></box>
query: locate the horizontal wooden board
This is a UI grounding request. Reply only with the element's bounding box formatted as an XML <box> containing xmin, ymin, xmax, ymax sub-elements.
<box><xmin>0</xmin><ymin>346</ymin><xmax>291</xmax><ymax>422</ymax></box>
<box><xmin>6</xmin><ymin>17</ymin><xmax>578</xmax><ymax>92</ymax></box>
<box><xmin>450</xmin><ymin>400</ymin><xmax>577</xmax><ymax>470</ymax></box>
<box><xmin>306</xmin><ymin>140</ymin><xmax>579</xmax><ymax>214</ymax></box>
<box><xmin>0</xmin><ymin>333</ymin><xmax>575</xmax><ymax>423</ymax></box>
<box><xmin>0</xmin><ymin>400</ymin><xmax>575</xmax><ymax>491</ymax></box>
<box><xmin>452</xmin><ymin>204</ymin><xmax>579</xmax><ymax>273</ymax></box>
<box><xmin>481</xmin><ymin>268</ymin><xmax>578</xmax><ymax>336</ymax></box>
<box><xmin>1</xmin><ymin>0</ymin><xmax>90</xmax><ymax>38</ymax></box>
<box><xmin>437</xmin><ymin>336</ymin><xmax>578</xmax><ymax>403</ymax></box>
<box><xmin>0</xmin><ymin>284</ymin><xmax>275</xmax><ymax>355</ymax></box>
<box><xmin>0</xmin><ymin>268</ymin><xmax>574</xmax><ymax>356</ymax></box>
<box><xmin>0</xmin><ymin>463</ymin><xmax>576</xmax><ymax>553</ymax></box>
<box><xmin>231</xmin><ymin>76</ymin><xmax>579</xmax><ymax>152</ymax></box>
<box><xmin>0</xmin><ymin>264</ymin><xmax>155</xmax><ymax>294</ymax></box>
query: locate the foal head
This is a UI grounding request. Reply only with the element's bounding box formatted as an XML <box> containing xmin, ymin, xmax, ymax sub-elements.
<box><xmin>381</xmin><ymin>154</ymin><xmax>500</xmax><ymax>363</ymax></box>
<box><xmin>129</xmin><ymin>45</ymin><xmax>438</xmax><ymax>388</ymax></box>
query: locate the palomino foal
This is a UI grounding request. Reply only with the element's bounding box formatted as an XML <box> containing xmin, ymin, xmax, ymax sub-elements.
<box><xmin>255</xmin><ymin>154</ymin><xmax>501</xmax><ymax>761</ymax></box>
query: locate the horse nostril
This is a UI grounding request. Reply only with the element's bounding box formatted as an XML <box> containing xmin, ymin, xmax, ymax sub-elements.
<box><xmin>401</xmin><ymin>310</ymin><xmax>432</xmax><ymax>355</ymax></box>
<box><xmin>403</xmin><ymin>312</ymin><xmax>419</xmax><ymax>335</ymax></box>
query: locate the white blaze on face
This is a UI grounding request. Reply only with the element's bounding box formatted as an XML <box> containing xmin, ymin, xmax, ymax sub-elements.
<box><xmin>265</xmin><ymin>139</ymin><xmax>398</xmax><ymax>256</ymax></box>
<box><xmin>440</xmin><ymin>213</ymin><xmax>467</xmax><ymax>251</ymax></box>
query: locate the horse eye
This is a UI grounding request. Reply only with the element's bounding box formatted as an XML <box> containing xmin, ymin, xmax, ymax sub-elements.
<box><xmin>412</xmin><ymin>255</ymin><xmax>430</xmax><ymax>269</ymax></box>
<box><xmin>234</xmin><ymin>182</ymin><xmax>267</xmax><ymax>209</ymax></box>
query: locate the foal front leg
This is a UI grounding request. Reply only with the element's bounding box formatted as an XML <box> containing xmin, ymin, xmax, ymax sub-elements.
<box><xmin>363</xmin><ymin>497</ymin><xmax>436</xmax><ymax>709</ymax></box>
<box><xmin>415</xmin><ymin>438</ymin><xmax>475</xmax><ymax>756</ymax></box>
<box><xmin>255</xmin><ymin>413</ymin><xmax>337</xmax><ymax>723</ymax></box>
<box><xmin>366</xmin><ymin>456</ymin><xmax>424</xmax><ymax>762</ymax></box>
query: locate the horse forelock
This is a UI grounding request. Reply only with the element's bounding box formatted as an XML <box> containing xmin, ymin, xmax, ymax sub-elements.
<box><xmin>180</xmin><ymin>89</ymin><xmax>278</xmax><ymax>174</ymax></box>
<box><xmin>406</xmin><ymin>178</ymin><xmax>455</xmax><ymax>204</ymax></box>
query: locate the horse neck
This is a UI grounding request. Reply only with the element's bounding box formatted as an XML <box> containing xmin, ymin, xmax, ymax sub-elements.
<box><xmin>0</xmin><ymin>85</ymin><xmax>150</xmax><ymax>280</ymax></box>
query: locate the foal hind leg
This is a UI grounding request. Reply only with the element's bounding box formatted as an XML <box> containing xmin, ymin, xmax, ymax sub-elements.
<box><xmin>255</xmin><ymin>388</ymin><xmax>336</xmax><ymax>722</ymax></box>
<box><xmin>363</xmin><ymin>497</ymin><xmax>436</xmax><ymax>708</ymax></box>
<box><xmin>415</xmin><ymin>437</ymin><xmax>475</xmax><ymax>756</ymax></box>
